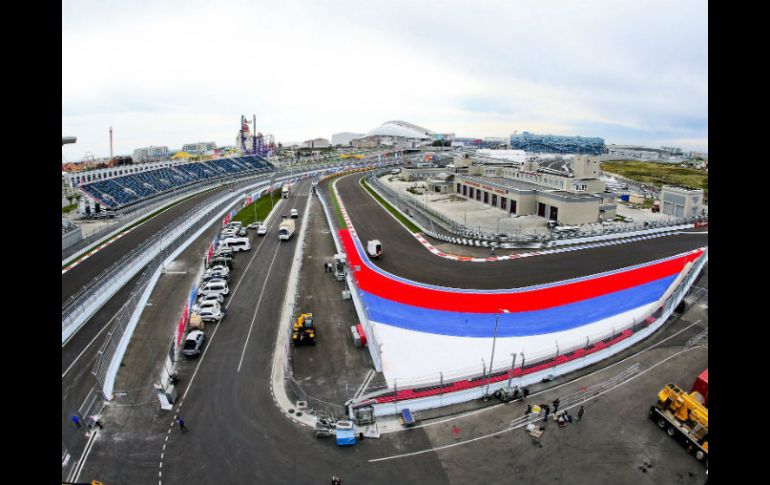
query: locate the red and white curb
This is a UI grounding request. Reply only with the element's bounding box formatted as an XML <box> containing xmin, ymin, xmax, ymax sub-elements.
<box><xmin>62</xmin><ymin>227</ymin><xmax>138</xmax><ymax>274</ymax></box>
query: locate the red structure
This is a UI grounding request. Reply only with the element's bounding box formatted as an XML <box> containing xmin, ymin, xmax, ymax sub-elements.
<box><xmin>691</xmin><ymin>369</ymin><xmax>708</xmax><ymax>407</ymax></box>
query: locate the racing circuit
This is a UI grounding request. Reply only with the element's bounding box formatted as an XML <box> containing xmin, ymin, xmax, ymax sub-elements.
<box><xmin>63</xmin><ymin>157</ymin><xmax>708</xmax><ymax>484</ymax></box>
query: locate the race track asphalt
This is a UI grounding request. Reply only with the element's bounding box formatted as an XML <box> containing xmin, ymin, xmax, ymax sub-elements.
<box><xmin>334</xmin><ymin>173</ymin><xmax>708</xmax><ymax>289</ymax></box>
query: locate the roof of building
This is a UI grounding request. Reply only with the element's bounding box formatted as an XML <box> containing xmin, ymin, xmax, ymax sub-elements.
<box><xmin>459</xmin><ymin>175</ymin><xmax>601</xmax><ymax>201</ymax></box>
<box><xmin>367</xmin><ymin>120</ymin><xmax>434</xmax><ymax>139</ymax></box>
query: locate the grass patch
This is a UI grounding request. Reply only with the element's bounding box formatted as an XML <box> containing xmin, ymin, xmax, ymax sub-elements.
<box><xmin>329</xmin><ymin>183</ymin><xmax>348</xmax><ymax>228</ymax></box>
<box><xmin>62</xmin><ymin>203</ymin><xmax>78</xmax><ymax>214</ymax></box>
<box><xmin>601</xmin><ymin>160</ymin><xmax>708</xmax><ymax>200</ymax></box>
<box><xmin>360</xmin><ymin>177</ymin><xmax>421</xmax><ymax>233</ymax></box>
<box><xmin>232</xmin><ymin>190</ymin><xmax>282</xmax><ymax>226</ymax></box>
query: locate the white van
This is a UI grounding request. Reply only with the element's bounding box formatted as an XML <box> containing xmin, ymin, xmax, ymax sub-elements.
<box><xmin>219</xmin><ymin>237</ymin><xmax>251</xmax><ymax>252</ymax></box>
<box><xmin>199</xmin><ymin>279</ymin><xmax>229</xmax><ymax>297</ymax></box>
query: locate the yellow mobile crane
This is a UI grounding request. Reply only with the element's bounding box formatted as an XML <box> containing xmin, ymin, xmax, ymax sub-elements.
<box><xmin>649</xmin><ymin>383</ymin><xmax>708</xmax><ymax>463</ymax></box>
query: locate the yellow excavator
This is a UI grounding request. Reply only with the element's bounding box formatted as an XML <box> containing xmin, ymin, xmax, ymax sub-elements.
<box><xmin>291</xmin><ymin>313</ymin><xmax>316</xmax><ymax>346</ymax></box>
<box><xmin>649</xmin><ymin>383</ymin><xmax>708</xmax><ymax>463</ymax></box>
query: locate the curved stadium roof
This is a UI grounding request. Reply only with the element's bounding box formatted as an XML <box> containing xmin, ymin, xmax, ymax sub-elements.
<box><xmin>367</xmin><ymin>120</ymin><xmax>434</xmax><ymax>140</ymax></box>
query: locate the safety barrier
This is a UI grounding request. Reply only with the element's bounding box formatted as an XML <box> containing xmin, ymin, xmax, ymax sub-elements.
<box><xmin>350</xmin><ymin>248</ymin><xmax>707</xmax><ymax>417</ymax></box>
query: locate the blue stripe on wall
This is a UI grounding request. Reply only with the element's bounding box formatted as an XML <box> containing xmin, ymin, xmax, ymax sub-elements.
<box><xmin>361</xmin><ymin>275</ymin><xmax>675</xmax><ymax>337</ymax></box>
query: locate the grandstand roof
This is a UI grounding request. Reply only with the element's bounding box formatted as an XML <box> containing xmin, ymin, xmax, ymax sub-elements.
<box><xmin>367</xmin><ymin>120</ymin><xmax>434</xmax><ymax>140</ymax></box>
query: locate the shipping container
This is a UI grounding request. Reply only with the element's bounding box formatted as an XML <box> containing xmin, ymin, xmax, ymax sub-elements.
<box><xmin>691</xmin><ymin>369</ymin><xmax>708</xmax><ymax>407</ymax></box>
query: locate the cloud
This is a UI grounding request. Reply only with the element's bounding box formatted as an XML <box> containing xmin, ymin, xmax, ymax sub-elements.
<box><xmin>62</xmin><ymin>0</ymin><xmax>707</xmax><ymax>158</ymax></box>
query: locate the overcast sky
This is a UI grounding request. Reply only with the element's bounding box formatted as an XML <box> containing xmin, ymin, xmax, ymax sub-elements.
<box><xmin>62</xmin><ymin>0</ymin><xmax>707</xmax><ymax>161</ymax></box>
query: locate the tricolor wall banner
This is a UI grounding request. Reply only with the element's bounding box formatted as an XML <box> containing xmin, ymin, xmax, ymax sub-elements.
<box><xmin>176</xmin><ymin>301</ymin><xmax>190</xmax><ymax>346</ymax></box>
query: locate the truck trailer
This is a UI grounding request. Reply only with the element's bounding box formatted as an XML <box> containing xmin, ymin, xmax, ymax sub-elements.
<box><xmin>278</xmin><ymin>217</ymin><xmax>295</xmax><ymax>241</ymax></box>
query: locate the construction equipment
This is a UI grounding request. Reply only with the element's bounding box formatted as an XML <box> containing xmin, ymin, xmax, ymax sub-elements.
<box><xmin>291</xmin><ymin>313</ymin><xmax>316</xmax><ymax>345</ymax></box>
<box><xmin>649</xmin><ymin>383</ymin><xmax>708</xmax><ymax>463</ymax></box>
<box><xmin>494</xmin><ymin>385</ymin><xmax>529</xmax><ymax>403</ymax></box>
<box><xmin>333</xmin><ymin>253</ymin><xmax>347</xmax><ymax>281</ymax></box>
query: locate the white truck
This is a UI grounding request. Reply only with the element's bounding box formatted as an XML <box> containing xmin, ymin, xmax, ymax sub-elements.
<box><xmin>367</xmin><ymin>240</ymin><xmax>382</xmax><ymax>259</ymax></box>
<box><xmin>278</xmin><ymin>217</ymin><xmax>295</xmax><ymax>241</ymax></box>
<box><xmin>282</xmin><ymin>183</ymin><xmax>291</xmax><ymax>199</ymax></box>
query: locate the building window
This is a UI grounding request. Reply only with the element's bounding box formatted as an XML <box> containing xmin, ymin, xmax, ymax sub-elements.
<box><xmin>501</xmin><ymin>197</ymin><xmax>507</xmax><ymax>210</ymax></box>
<box><xmin>492</xmin><ymin>194</ymin><xmax>497</xmax><ymax>206</ymax></box>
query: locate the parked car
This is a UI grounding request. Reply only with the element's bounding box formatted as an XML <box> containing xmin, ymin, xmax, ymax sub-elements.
<box><xmin>199</xmin><ymin>279</ymin><xmax>229</xmax><ymax>297</ymax></box>
<box><xmin>257</xmin><ymin>224</ymin><xmax>268</xmax><ymax>236</ymax></box>
<box><xmin>214</xmin><ymin>247</ymin><xmax>234</xmax><ymax>257</ymax></box>
<box><xmin>238</xmin><ymin>227</ymin><xmax>247</xmax><ymax>237</ymax></box>
<box><xmin>247</xmin><ymin>221</ymin><xmax>261</xmax><ymax>230</ymax></box>
<box><xmin>202</xmin><ymin>271</ymin><xmax>229</xmax><ymax>282</ymax></box>
<box><xmin>290</xmin><ymin>209</ymin><xmax>299</xmax><ymax>218</ymax></box>
<box><xmin>197</xmin><ymin>305</ymin><xmax>225</xmax><ymax>323</ymax></box>
<box><xmin>182</xmin><ymin>330</ymin><xmax>206</xmax><ymax>357</ymax></box>
<box><xmin>192</xmin><ymin>300</ymin><xmax>221</xmax><ymax>314</ymax></box>
<box><xmin>196</xmin><ymin>293</ymin><xmax>224</xmax><ymax>306</ymax></box>
<box><xmin>209</xmin><ymin>256</ymin><xmax>233</xmax><ymax>269</ymax></box>
<box><xmin>208</xmin><ymin>264</ymin><xmax>230</xmax><ymax>276</ymax></box>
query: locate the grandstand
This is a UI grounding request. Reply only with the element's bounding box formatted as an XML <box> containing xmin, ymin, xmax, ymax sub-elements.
<box><xmin>510</xmin><ymin>132</ymin><xmax>604</xmax><ymax>155</ymax></box>
<box><xmin>79</xmin><ymin>155</ymin><xmax>273</xmax><ymax>210</ymax></box>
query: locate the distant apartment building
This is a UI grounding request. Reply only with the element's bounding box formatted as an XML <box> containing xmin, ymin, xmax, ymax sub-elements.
<box><xmin>332</xmin><ymin>133</ymin><xmax>365</xmax><ymax>146</ymax></box>
<box><xmin>301</xmin><ymin>138</ymin><xmax>331</xmax><ymax>149</ymax></box>
<box><xmin>604</xmin><ymin>144</ymin><xmax>676</xmax><ymax>161</ymax></box>
<box><xmin>182</xmin><ymin>142</ymin><xmax>217</xmax><ymax>154</ymax></box>
<box><xmin>133</xmin><ymin>145</ymin><xmax>169</xmax><ymax>162</ymax></box>
<box><xmin>352</xmin><ymin>136</ymin><xmax>379</xmax><ymax>149</ymax></box>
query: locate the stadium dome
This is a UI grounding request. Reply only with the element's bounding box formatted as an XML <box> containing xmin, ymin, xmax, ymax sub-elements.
<box><xmin>366</xmin><ymin>120</ymin><xmax>434</xmax><ymax>140</ymax></box>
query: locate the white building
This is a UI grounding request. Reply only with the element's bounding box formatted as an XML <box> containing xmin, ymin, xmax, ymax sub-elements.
<box><xmin>332</xmin><ymin>132</ymin><xmax>365</xmax><ymax>146</ymax></box>
<box><xmin>133</xmin><ymin>145</ymin><xmax>169</xmax><ymax>162</ymax></box>
<box><xmin>475</xmin><ymin>149</ymin><xmax>527</xmax><ymax>163</ymax></box>
<box><xmin>301</xmin><ymin>138</ymin><xmax>331</xmax><ymax>148</ymax></box>
<box><xmin>182</xmin><ymin>142</ymin><xmax>217</xmax><ymax>154</ymax></box>
<box><xmin>367</xmin><ymin>120</ymin><xmax>434</xmax><ymax>148</ymax></box>
<box><xmin>660</xmin><ymin>186</ymin><xmax>704</xmax><ymax>218</ymax></box>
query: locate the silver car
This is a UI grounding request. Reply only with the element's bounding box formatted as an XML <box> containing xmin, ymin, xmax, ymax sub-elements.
<box><xmin>182</xmin><ymin>331</ymin><xmax>206</xmax><ymax>357</ymax></box>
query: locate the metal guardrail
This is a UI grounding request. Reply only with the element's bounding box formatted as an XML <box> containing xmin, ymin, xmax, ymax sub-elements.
<box><xmin>509</xmin><ymin>364</ymin><xmax>641</xmax><ymax>428</ymax></box>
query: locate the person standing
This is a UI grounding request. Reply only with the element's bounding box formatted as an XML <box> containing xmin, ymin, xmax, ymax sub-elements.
<box><xmin>552</xmin><ymin>398</ymin><xmax>560</xmax><ymax>413</ymax></box>
<box><xmin>72</xmin><ymin>414</ymin><xmax>81</xmax><ymax>430</ymax></box>
<box><xmin>543</xmin><ymin>404</ymin><xmax>550</xmax><ymax>421</ymax></box>
<box><xmin>577</xmin><ymin>405</ymin><xmax>584</xmax><ymax>423</ymax></box>
<box><xmin>177</xmin><ymin>417</ymin><xmax>188</xmax><ymax>433</ymax></box>
<box><xmin>525</xmin><ymin>404</ymin><xmax>532</xmax><ymax>415</ymax></box>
